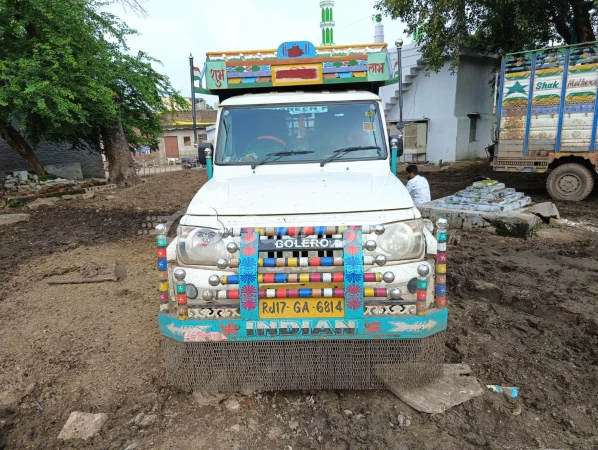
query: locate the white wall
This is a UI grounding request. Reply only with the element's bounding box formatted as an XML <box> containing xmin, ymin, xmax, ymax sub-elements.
<box><xmin>453</xmin><ymin>55</ymin><xmax>496</xmax><ymax>160</ymax></box>
<box><xmin>380</xmin><ymin>46</ymin><xmax>459</xmax><ymax>163</ymax></box>
<box><xmin>157</xmin><ymin>129</ymin><xmax>199</xmax><ymax>161</ymax></box>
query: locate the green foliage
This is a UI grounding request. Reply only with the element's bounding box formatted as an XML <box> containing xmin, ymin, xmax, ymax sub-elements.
<box><xmin>0</xmin><ymin>0</ymin><xmax>186</xmax><ymax>152</ymax></box>
<box><xmin>375</xmin><ymin>0</ymin><xmax>598</xmax><ymax>72</ymax></box>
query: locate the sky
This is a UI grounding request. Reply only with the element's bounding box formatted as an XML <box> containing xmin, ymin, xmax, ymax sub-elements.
<box><xmin>106</xmin><ymin>0</ymin><xmax>408</xmax><ymax>105</ymax></box>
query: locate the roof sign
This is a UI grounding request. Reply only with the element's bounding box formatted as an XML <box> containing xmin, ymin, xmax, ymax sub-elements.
<box><xmin>277</xmin><ymin>41</ymin><xmax>317</xmax><ymax>59</ymax></box>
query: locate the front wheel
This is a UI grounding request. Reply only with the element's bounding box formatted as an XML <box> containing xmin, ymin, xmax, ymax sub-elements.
<box><xmin>546</xmin><ymin>163</ymin><xmax>594</xmax><ymax>201</ymax></box>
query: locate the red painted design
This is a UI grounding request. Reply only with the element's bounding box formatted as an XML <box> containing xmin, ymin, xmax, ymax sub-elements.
<box><xmin>288</xmin><ymin>289</ymin><xmax>299</xmax><ymax>298</ymax></box>
<box><xmin>263</xmin><ymin>273</ymin><xmax>275</xmax><ymax>283</ymax></box>
<box><xmin>242</xmin><ymin>298</ymin><xmax>257</xmax><ymax>310</ymax></box>
<box><xmin>157</xmin><ymin>248</ymin><xmax>167</xmax><ymax>258</ymax></box>
<box><xmin>368</xmin><ymin>62</ymin><xmax>385</xmax><ymax>74</ymax></box>
<box><xmin>347</xmin><ymin>284</ymin><xmax>362</xmax><ymax>297</ymax></box>
<box><xmin>303</xmin><ymin>226</ymin><xmax>314</xmax><ymax>236</ymax></box>
<box><xmin>344</xmin><ymin>230</ymin><xmax>359</xmax><ymax>242</ymax></box>
<box><xmin>288</xmin><ymin>227</ymin><xmax>298</xmax><ymax>236</ymax></box>
<box><xmin>365</xmin><ymin>321</ymin><xmax>381</xmax><ymax>334</ymax></box>
<box><xmin>277</xmin><ymin>67</ymin><xmax>318</xmax><ymax>80</ymax></box>
<box><xmin>347</xmin><ymin>298</ymin><xmax>362</xmax><ymax>310</ymax></box>
<box><xmin>242</xmin><ymin>232</ymin><xmax>258</xmax><ymax>242</ymax></box>
<box><xmin>345</xmin><ymin>245</ymin><xmax>360</xmax><ymax>256</ymax></box>
<box><xmin>417</xmin><ymin>290</ymin><xmax>427</xmax><ymax>300</ymax></box>
<box><xmin>221</xmin><ymin>323</ymin><xmax>240</xmax><ymax>336</ymax></box>
<box><xmin>241</xmin><ymin>246</ymin><xmax>257</xmax><ymax>257</ymax></box>
<box><xmin>309</xmin><ymin>257</ymin><xmax>321</xmax><ymax>266</ymax></box>
<box><xmin>287</xmin><ymin>44</ymin><xmax>305</xmax><ymax>58</ymax></box>
<box><xmin>176</xmin><ymin>294</ymin><xmax>187</xmax><ymax>304</ymax></box>
<box><xmin>210</xmin><ymin>68</ymin><xmax>226</xmax><ymax>87</ymax></box>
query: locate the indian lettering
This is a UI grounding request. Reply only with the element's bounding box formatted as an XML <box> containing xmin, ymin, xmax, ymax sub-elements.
<box><xmin>246</xmin><ymin>320</ymin><xmax>357</xmax><ymax>337</ymax></box>
<box><xmin>276</xmin><ymin>67</ymin><xmax>318</xmax><ymax>80</ymax></box>
<box><xmin>368</xmin><ymin>62</ymin><xmax>385</xmax><ymax>74</ymax></box>
<box><xmin>210</xmin><ymin>69</ymin><xmax>225</xmax><ymax>88</ymax></box>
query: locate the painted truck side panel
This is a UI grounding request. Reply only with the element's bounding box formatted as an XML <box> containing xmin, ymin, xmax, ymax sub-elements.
<box><xmin>495</xmin><ymin>42</ymin><xmax>598</xmax><ymax>172</ymax></box>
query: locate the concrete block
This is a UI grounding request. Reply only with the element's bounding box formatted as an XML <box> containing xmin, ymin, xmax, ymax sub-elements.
<box><xmin>83</xmin><ymin>184</ymin><xmax>117</xmax><ymax>193</ymax></box>
<box><xmin>0</xmin><ymin>214</ymin><xmax>30</xmax><ymax>226</ymax></box>
<box><xmin>418</xmin><ymin>198</ymin><xmax>542</xmax><ymax>238</ymax></box>
<box><xmin>61</xmin><ymin>194</ymin><xmax>84</xmax><ymax>200</ymax></box>
<box><xmin>45</xmin><ymin>163</ymin><xmax>83</xmax><ymax>180</ymax></box>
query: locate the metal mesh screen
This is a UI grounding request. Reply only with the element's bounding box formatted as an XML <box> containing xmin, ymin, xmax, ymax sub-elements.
<box><xmin>163</xmin><ymin>333</ymin><xmax>445</xmax><ymax>392</ymax></box>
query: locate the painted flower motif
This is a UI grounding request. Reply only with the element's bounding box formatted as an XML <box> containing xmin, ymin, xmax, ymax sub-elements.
<box><xmin>241</xmin><ymin>246</ymin><xmax>257</xmax><ymax>257</ymax></box>
<box><xmin>242</xmin><ymin>232</ymin><xmax>257</xmax><ymax>242</ymax></box>
<box><xmin>241</xmin><ymin>298</ymin><xmax>257</xmax><ymax>311</ymax></box>
<box><xmin>241</xmin><ymin>284</ymin><xmax>257</xmax><ymax>298</ymax></box>
<box><xmin>344</xmin><ymin>256</ymin><xmax>361</xmax><ymax>268</ymax></box>
<box><xmin>345</xmin><ymin>245</ymin><xmax>360</xmax><ymax>256</ymax></box>
<box><xmin>347</xmin><ymin>298</ymin><xmax>362</xmax><ymax>310</ymax></box>
<box><xmin>344</xmin><ymin>231</ymin><xmax>359</xmax><ymax>243</ymax></box>
<box><xmin>240</xmin><ymin>273</ymin><xmax>257</xmax><ymax>284</ymax></box>
<box><xmin>345</xmin><ymin>272</ymin><xmax>363</xmax><ymax>283</ymax></box>
<box><xmin>346</xmin><ymin>284</ymin><xmax>362</xmax><ymax>297</ymax></box>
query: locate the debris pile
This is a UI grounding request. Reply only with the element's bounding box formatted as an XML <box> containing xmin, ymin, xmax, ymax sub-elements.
<box><xmin>435</xmin><ymin>180</ymin><xmax>531</xmax><ymax>212</ymax></box>
<box><xmin>2</xmin><ymin>171</ymin><xmax>77</xmax><ymax>194</ymax></box>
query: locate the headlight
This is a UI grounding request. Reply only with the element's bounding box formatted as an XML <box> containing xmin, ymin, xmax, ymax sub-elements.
<box><xmin>374</xmin><ymin>220</ymin><xmax>425</xmax><ymax>261</ymax></box>
<box><xmin>177</xmin><ymin>226</ymin><xmax>227</xmax><ymax>265</ymax></box>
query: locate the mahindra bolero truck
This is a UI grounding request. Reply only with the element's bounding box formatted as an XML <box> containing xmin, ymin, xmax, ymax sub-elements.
<box><xmin>154</xmin><ymin>40</ymin><xmax>448</xmax><ymax>392</ymax></box>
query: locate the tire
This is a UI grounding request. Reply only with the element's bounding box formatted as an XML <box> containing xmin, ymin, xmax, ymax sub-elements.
<box><xmin>546</xmin><ymin>163</ymin><xmax>594</xmax><ymax>201</ymax></box>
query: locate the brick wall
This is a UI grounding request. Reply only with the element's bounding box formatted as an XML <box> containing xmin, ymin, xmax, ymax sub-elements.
<box><xmin>0</xmin><ymin>139</ymin><xmax>105</xmax><ymax>178</ymax></box>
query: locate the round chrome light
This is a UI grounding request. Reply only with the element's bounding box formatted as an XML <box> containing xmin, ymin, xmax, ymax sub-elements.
<box><xmin>173</xmin><ymin>268</ymin><xmax>186</xmax><ymax>281</ymax></box>
<box><xmin>186</xmin><ymin>283</ymin><xmax>198</xmax><ymax>299</ymax></box>
<box><xmin>417</xmin><ymin>264</ymin><xmax>430</xmax><ymax>277</ymax></box>
<box><xmin>389</xmin><ymin>288</ymin><xmax>402</xmax><ymax>299</ymax></box>
<box><xmin>374</xmin><ymin>224</ymin><xmax>385</xmax><ymax>235</ymax></box>
<box><xmin>382</xmin><ymin>271</ymin><xmax>395</xmax><ymax>283</ymax></box>
<box><xmin>226</xmin><ymin>242</ymin><xmax>238</xmax><ymax>253</ymax></box>
<box><xmin>364</xmin><ymin>240</ymin><xmax>377</xmax><ymax>251</ymax></box>
<box><xmin>155</xmin><ymin>224</ymin><xmax>166</xmax><ymax>234</ymax></box>
<box><xmin>217</xmin><ymin>258</ymin><xmax>228</xmax><ymax>269</ymax></box>
<box><xmin>202</xmin><ymin>290</ymin><xmax>214</xmax><ymax>301</ymax></box>
<box><xmin>208</xmin><ymin>275</ymin><xmax>221</xmax><ymax>286</ymax></box>
<box><xmin>375</xmin><ymin>255</ymin><xmax>387</xmax><ymax>266</ymax></box>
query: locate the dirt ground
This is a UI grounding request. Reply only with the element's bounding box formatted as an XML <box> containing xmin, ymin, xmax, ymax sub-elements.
<box><xmin>0</xmin><ymin>164</ymin><xmax>597</xmax><ymax>450</ymax></box>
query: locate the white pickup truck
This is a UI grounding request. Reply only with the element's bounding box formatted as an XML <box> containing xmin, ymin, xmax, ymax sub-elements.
<box><xmin>155</xmin><ymin>41</ymin><xmax>448</xmax><ymax>393</ymax></box>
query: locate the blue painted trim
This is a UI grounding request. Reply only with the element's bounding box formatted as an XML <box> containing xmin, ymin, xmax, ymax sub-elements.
<box><xmin>343</xmin><ymin>230</ymin><xmax>364</xmax><ymax>319</ymax></box>
<box><xmin>523</xmin><ymin>52</ymin><xmax>537</xmax><ymax>156</ymax></box>
<box><xmin>391</xmin><ymin>147</ymin><xmax>397</xmax><ymax>175</ymax></box>
<box><xmin>227</xmin><ymin>71</ymin><xmax>271</xmax><ymax>78</ymax></box>
<box><xmin>158</xmin><ymin>308</ymin><xmax>449</xmax><ymax>342</ymax></box>
<box><xmin>555</xmin><ymin>48</ymin><xmax>571</xmax><ymax>153</ymax></box>
<box><xmin>239</xmin><ymin>231</ymin><xmax>260</xmax><ymax>321</ymax></box>
<box><xmin>323</xmin><ymin>66</ymin><xmax>367</xmax><ymax>74</ymax></box>
<box><xmin>496</xmin><ymin>57</ymin><xmax>506</xmax><ymax>137</ymax></box>
<box><xmin>206</xmin><ymin>158</ymin><xmax>213</xmax><ymax>179</ymax></box>
<box><xmin>590</xmin><ymin>82</ymin><xmax>598</xmax><ymax>153</ymax></box>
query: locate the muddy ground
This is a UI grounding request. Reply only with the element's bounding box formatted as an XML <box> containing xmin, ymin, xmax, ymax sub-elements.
<box><xmin>0</xmin><ymin>164</ymin><xmax>597</xmax><ymax>450</ymax></box>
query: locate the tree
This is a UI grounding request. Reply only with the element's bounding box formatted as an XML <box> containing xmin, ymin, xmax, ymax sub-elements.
<box><xmin>375</xmin><ymin>0</ymin><xmax>598</xmax><ymax>72</ymax></box>
<box><xmin>0</xmin><ymin>0</ymin><xmax>186</xmax><ymax>185</ymax></box>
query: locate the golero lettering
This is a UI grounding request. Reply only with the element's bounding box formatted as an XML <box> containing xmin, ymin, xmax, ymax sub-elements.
<box><xmin>246</xmin><ymin>320</ymin><xmax>357</xmax><ymax>337</ymax></box>
<box><xmin>368</xmin><ymin>62</ymin><xmax>385</xmax><ymax>74</ymax></box>
<box><xmin>210</xmin><ymin>69</ymin><xmax>225</xmax><ymax>88</ymax></box>
<box><xmin>567</xmin><ymin>78</ymin><xmax>598</xmax><ymax>88</ymax></box>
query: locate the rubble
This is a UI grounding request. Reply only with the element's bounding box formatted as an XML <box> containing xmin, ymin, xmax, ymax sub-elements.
<box><xmin>57</xmin><ymin>411</ymin><xmax>108</xmax><ymax>440</ymax></box>
<box><xmin>435</xmin><ymin>180</ymin><xmax>531</xmax><ymax>212</ymax></box>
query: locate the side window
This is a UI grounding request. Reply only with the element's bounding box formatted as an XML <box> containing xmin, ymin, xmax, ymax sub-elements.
<box><xmin>183</xmin><ymin>136</ymin><xmax>191</xmax><ymax>146</ymax></box>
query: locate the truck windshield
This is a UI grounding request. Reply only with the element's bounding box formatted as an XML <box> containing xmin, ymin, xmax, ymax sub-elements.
<box><xmin>215</xmin><ymin>101</ymin><xmax>386</xmax><ymax>166</ymax></box>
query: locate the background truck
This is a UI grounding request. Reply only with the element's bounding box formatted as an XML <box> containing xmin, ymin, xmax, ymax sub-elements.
<box><xmin>493</xmin><ymin>41</ymin><xmax>598</xmax><ymax>201</ymax></box>
<box><xmin>155</xmin><ymin>40</ymin><xmax>449</xmax><ymax>393</ymax></box>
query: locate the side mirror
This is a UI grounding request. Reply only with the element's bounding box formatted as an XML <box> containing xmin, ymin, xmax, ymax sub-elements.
<box><xmin>389</xmin><ymin>134</ymin><xmax>404</xmax><ymax>157</ymax></box>
<box><xmin>197</xmin><ymin>143</ymin><xmax>213</xmax><ymax>165</ymax></box>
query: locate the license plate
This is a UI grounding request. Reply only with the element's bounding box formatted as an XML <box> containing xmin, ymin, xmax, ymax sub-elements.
<box><xmin>260</xmin><ymin>238</ymin><xmax>343</xmax><ymax>251</ymax></box>
<box><xmin>259</xmin><ymin>298</ymin><xmax>344</xmax><ymax>319</ymax></box>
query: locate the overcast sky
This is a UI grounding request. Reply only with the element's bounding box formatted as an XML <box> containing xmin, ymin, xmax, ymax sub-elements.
<box><xmin>106</xmin><ymin>0</ymin><xmax>408</xmax><ymax>105</ymax></box>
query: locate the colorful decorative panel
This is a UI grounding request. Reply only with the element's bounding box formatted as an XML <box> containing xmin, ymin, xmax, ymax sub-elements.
<box><xmin>272</xmin><ymin>63</ymin><xmax>323</xmax><ymax>86</ymax></box>
<box><xmin>206</xmin><ymin>60</ymin><xmax>227</xmax><ymax>89</ymax></box>
<box><xmin>277</xmin><ymin>41</ymin><xmax>317</xmax><ymax>59</ymax></box>
<box><xmin>367</xmin><ymin>52</ymin><xmax>389</xmax><ymax>82</ymax></box>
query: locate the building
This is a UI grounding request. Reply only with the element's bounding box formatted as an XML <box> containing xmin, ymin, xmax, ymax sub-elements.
<box><xmin>379</xmin><ymin>43</ymin><xmax>498</xmax><ymax>164</ymax></box>
<box><xmin>157</xmin><ymin>105</ymin><xmax>217</xmax><ymax>164</ymax></box>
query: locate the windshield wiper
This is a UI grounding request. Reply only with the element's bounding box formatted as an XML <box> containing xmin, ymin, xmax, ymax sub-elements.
<box><xmin>251</xmin><ymin>151</ymin><xmax>314</xmax><ymax>169</ymax></box>
<box><xmin>319</xmin><ymin>146</ymin><xmax>381</xmax><ymax>167</ymax></box>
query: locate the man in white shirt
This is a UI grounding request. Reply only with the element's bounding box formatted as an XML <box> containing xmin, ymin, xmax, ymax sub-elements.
<box><xmin>405</xmin><ymin>165</ymin><xmax>431</xmax><ymax>205</ymax></box>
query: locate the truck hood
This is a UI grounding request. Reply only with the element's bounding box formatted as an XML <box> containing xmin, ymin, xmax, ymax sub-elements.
<box><xmin>186</xmin><ymin>172</ymin><xmax>414</xmax><ymax>216</ymax></box>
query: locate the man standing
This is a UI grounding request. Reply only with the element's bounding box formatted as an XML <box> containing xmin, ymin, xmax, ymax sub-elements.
<box><xmin>405</xmin><ymin>165</ymin><xmax>431</xmax><ymax>205</ymax></box>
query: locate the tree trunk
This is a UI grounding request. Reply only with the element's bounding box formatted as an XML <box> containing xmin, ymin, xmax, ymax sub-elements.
<box><xmin>0</xmin><ymin>123</ymin><xmax>47</xmax><ymax>176</ymax></box>
<box><xmin>101</xmin><ymin>120</ymin><xmax>142</xmax><ymax>187</ymax></box>
<box><xmin>570</xmin><ymin>0</ymin><xmax>596</xmax><ymax>42</ymax></box>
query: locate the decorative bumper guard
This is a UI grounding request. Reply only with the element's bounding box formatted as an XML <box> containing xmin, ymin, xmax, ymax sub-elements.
<box><xmin>157</xmin><ymin>221</ymin><xmax>448</xmax><ymax>342</ymax></box>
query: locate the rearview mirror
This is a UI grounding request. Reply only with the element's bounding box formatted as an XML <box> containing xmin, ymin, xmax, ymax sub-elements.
<box><xmin>197</xmin><ymin>142</ymin><xmax>213</xmax><ymax>165</ymax></box>
<box><xmin>389</xmin><ymin>134</ymin><xmax>404</xmax><ymax>157</ymax></box>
